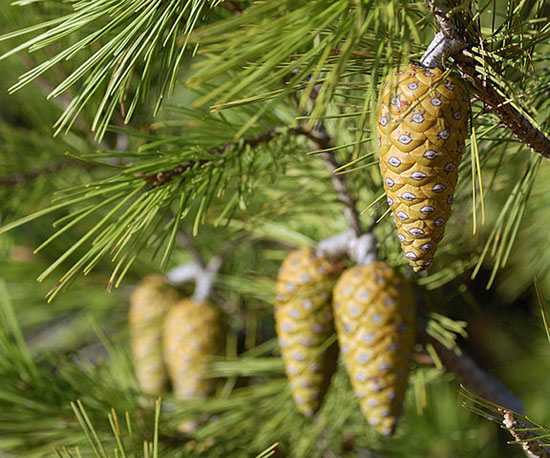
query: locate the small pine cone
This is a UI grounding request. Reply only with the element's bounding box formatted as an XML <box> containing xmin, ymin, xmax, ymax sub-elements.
<box><xmin>129</xmin><ymin>275</ymin><xmax>179</xmax><ymax>395</ymax></box>
<box><xmin>333</xmin><ymin>262</ymin><xmax>416</xmax><ymax>436</ymax></box>
<box><xmin>377</xmin><ymin>63</ymin><xmax>469</xmax><ymax>271</ymax></box>
<box><xmin>163</xmin><ymin>299</ymin><xmax>224</xmax><ymax>400</ymax></box>
<box><xmin>275</xmin><ymin>247</ymin><xmax>342</xmax><ymax>416</ymax></box>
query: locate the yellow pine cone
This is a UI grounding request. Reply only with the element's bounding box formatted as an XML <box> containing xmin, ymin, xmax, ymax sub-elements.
<box><xmin>275</xmin><ymin>247</ymin><xmax>342</xmax><ymax>416</ymax></box>
<box><xmin>129</xmin><ymin>275</ymin><xmax>179</xmax><ymax>395</ymax></box>
<box><xmin>333</xmin><ymin>262</ymin><xmax>416</xmax><ymax>436</ymax></box>
<box><xmin>163</xmin><ymin>298</ymin><xmax>224</xmax><ymax>400</ymax></box>
<box><xmin>377</xmin><ymin>63</ymin><xmax>469</xmax><ymax>271</ymax></box>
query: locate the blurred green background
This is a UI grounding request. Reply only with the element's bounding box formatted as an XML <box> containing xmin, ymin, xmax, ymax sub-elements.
<box><xmin>1</xmin><ymin>1</ymin><xmax>549</xmax><ymax>457</ymax></box>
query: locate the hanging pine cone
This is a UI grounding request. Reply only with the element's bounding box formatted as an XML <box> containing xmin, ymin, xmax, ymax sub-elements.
<box><xmin>275</xmin><ymin>247</ymin><xmax>342</xmax><ymax>416</ymax></box>
<box><xmin>333</xmin><ymin>262</ymin><xmax>416</xmax><ymax>436</ymax></box>
<box><xmin>163</xmin><ymin>298</ymin><xmax>224</xmax><ymax>400</ymax></box>
<box><xmin>129</xmin><ymin>275</ymin><xmax>179</xmax><ymax>395</ymax></box>
<box><xmin>377</xmin><ymin>63</ymin><xmax>469</xmax><ymax>271</ymax></box>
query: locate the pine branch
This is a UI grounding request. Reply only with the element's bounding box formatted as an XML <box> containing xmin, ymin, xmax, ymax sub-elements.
<box><xmin>462</xmin><ymin>387</ymin><xmax>550</xmax><ymax>458</ymax></box>
<box><xmin>295</xmin><ymin>125</ymin><xmax>363</xmax><ymax>237</ymax></box>
<box><xmin>0</xmin><ymin>1</ymin><xmax>222</xmax><ymax>139</ymax></box>
<box><xmin>320</xmin><ymin>152</ymin><xmax>362</xmax><ymax>236</ymax></box>
<box><xmin>423</xmin><ymin>2</ymin><xmax>550</xmax><ymax>159</ymax></box>
<box><xmin>142</xmin><ymin>122</ymin><xmax>364</xmax><ymax>245</ymax></box>
<box><xmin>294</xmin><ymin>76</ymin><xmax>363</xmax><ymax>237</ymax></box>
<box><xmin>0</xmin><ymin>109</ymin><xmax>304</xmax><ymax>298</ymax></box>
<box><xmin>419</xmin><ymin>326</ymin><xmax>524</xmax><ymax>414</ymax></box>
<box><xmin>503</xmin><ymin>411</ymin><xmax>550</xmax><ymax>458</ymax></box>
<box><xmin>142</xmin><ymin>127</ymin><xmax>285</xmax><ymax>187</ymax></box>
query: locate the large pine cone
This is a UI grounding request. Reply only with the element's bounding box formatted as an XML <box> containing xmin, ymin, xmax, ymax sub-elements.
<box><xmin>129</xmin><ymin>275</ymin><xmax>179</xmax><ymax>394</ymax></box>
<box><xmin>275</xmin><ymin>247</ymin><xmax>342</xmax><ymax>416</ymax></box>
<box><xmin>378</xmin><ymin>63</ymin><xmax>469</xmax><ymax>271</ymax></box>
<box><xmin>333</xmin><ymin>262</ymin><xmax>416</xmax><ymax>436</ymax></box>
<box><xmin>163</xmin><ymin>299</ymin><xmax>224</xmax><ymax>399</ymax></box>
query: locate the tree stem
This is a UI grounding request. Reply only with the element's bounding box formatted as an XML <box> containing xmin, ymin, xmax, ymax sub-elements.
<box><xmin>294</xmin><ymin>125</ymin><xmax>363</xmax><ymax>236</ymax></box>
<box><xmin>418</xmin><ymin>326</ymin><xmax>524</xmax><ymax>414</ymax></box>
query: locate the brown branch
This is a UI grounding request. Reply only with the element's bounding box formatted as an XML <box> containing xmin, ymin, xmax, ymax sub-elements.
<box><xmin>141</xmin><ymin>118</ymin><xmax>363</xmax><ymax>237</ymax></box>
<box><xmin>142</xmin><ymin>128</ymin><xmax>284</xmax><ymax>187</ymax></box>
<box><xmin>289</xmin><ymin>77</ymin><xmax>364</xmax><ymax>236</ymax></box>
<box><xmin>321</xmin><ymin>151</ymin><xmax>362</xmax><ymax>237</ymax></box>
<box><xmin>294</xmin><ymin>125</ymin><xmax>363</xmax><ymax>237</ymax></box>
<box><xmin>459</xmin><ymin>61</ymin><xmax>550</xmax><ymax>158</ymax></box>
<box><xmin>418</xmin><ymin>326</ymin><xmax>524</xmax><ymax>414</ymax></box>
<box><xmin>424</xmin><ymin>2</ymin><xmax>550</xmax><ymax>159</ymax></box>
<box><xmin>141</xmin><ymin>122</ymin><xmax>366</xmax><ymax>241</ymax></box>
<box><xmin>503</xmin><ymin>411</ymin><xmax>550</xmax><ymax>458</ymax></box>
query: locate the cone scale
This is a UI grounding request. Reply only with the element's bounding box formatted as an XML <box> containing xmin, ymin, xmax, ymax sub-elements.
<box><xmin>333</xmin><ymin>262</ymin><xmax>416</xmax><ymax>436</ymax></box>
<box><xmin>275</xmin><ymin>248</ymin><xmax>341</xmax><ymax>416</ymax></box>
<box><xmin>377</xmin><ymin>63</ymin><xmax>469</xmax><ymax>271</ymax></box>
<box><xmin>129</xmin><ymin>275</ymin><xmax>179</xmax><ymax>395</ymax></box>
<box><xmin>163</xmin><ymin>298</ymin><xmax>224</xmax><ymax>400</ymax></box>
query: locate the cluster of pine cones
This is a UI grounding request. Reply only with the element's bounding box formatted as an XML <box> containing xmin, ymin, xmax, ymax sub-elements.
<box><xmin>129</xmin><ymin>62</ymin><xmax>469</xmax><ymax>438</ymax></box>
<box><xmin>276</xmin><ymin>62</ymin><xmax>469</xmax><ymax>435</ymax></box>
<box><xmin>275</xmin><ymin>248</ymin><xmax>416</xmax><ymax>436</ymax></box>
<box><xmin>128</xmin><ymin>275</ymin><xmax>224</xmax><ymax>401</ymax></box>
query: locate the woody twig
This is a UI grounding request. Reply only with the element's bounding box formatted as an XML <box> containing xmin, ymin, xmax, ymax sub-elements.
<box><xmin>422</xmin><ymin>1</ymin><xmax>550</xmax><ymax>159</ymax></box>
<box><xmin>418</xmin><ymin>325</ymin><xmax>524</xmax><ymax>413</ymax></box>
<box><xmin>503</xmin><ymin>411</ymin><xmax>550</xmax><ymax>458</ymax></box>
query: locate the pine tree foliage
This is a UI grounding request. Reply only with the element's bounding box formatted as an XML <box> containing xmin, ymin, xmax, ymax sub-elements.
<box><xmin>2</xmin><ymin>0</ymin><xmax>550</xmax><ymax>293</ymax></box>
<box><xmin>0</xmin><ymin>283</ymin><xmax>512</xmax><ymax>457</ymax></box>
<box><xmin>1</xmin><ymin>0</ymin><xmax>550</xmax><ymax>456</ymax></box>
<box><xmin>0</xmin><ymin>0</ymin><xmax>231</xmax><ymax>139</ymax></box>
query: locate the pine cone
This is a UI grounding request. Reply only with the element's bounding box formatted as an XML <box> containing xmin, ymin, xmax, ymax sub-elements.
<box><xmin>129</xmin><ymin>275</ymin><xmax>179</xmax><ymax>395</ymax></box>
<box><xmin>163</xmin><ymin>298</ymin><xmax>224</xmax><ymax>400</ymax></box>
<box><xmin>333</xmin><ymin>262</ymin><xmax>416</xmax><ymax>436</ymax></box>
<box><xmin>275</xmin><ymin>247</ymin><xmax>342</xmax><ymax>416</ymax></box>
<box><xmin>377</xmin><ymin>63</ymin><xmax>469</xmax><ymax>271</ymax></box>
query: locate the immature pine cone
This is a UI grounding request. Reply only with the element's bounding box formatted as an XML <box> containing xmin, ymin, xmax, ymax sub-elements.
<box><xmin>275</xmin><ymin>248</ymin><xmax>342</xmax><ymax>416</ymax></box>
<box><xmin>163</xmin><ymin>299</ymin><xmax>224</xmax><ymax>400</ymax></box>
<box><xmin>378</xmin><ymin>63</ymin><xmax>469</xmax><ymax>271</ymax></box>
<box><xmin>333</xmin><ymin>262</ymin><xmax>416</xmax><ymax>436</ymax></box>
<box><xmin>129</xmin><ymin>275</ymin><xmax>179</xmax><ymax>394</ymax></box>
